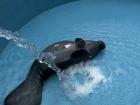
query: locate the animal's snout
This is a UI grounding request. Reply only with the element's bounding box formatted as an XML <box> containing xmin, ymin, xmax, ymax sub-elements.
<box><xmin>97</xmin><ymin>41</ymin><xmax>106</xmax><ymax>50</ymax></box>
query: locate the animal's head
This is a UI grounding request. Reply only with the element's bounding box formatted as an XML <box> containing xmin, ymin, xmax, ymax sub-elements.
<box><xmin>74</xmin><ymin>38</ymin><xmax>105</xmax><ymax>59</ymax></box>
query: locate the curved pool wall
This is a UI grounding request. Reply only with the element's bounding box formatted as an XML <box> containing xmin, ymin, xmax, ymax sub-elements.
<box><xmin>0</xmin><ymin>0</ymin><xmax>77</xmax><ymax>53</ymax></box>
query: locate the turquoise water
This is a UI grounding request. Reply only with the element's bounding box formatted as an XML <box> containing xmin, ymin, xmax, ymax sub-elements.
<box><xmin>1</xmin><ymin>0</ymin><xmax>140</xmax><ymax>105</ymax></box>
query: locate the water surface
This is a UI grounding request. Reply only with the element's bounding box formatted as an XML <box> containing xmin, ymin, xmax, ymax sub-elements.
<box><xmin>1</xmin><ymin>1</ymin><xmax>140</xmax><ymax>105</ymax></box>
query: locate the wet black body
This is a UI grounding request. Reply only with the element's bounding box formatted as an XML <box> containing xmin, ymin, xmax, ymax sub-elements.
<box><xmin>4</xmin><ymin>38</ymin><xmax>105</xmax><ymax>105</ymax></box>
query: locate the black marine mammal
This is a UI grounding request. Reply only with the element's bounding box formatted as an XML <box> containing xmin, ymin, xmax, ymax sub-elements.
<box><xmin>4</xmin><ymin>38</ymin><xmax>105</xmax><ymax>105</ymax></box>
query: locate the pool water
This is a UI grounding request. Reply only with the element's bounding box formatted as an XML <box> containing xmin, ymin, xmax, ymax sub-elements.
<box><xmin>1</xmin><ymin>0</ymin><xmax>140</xmax><ymax>105</ymax></box>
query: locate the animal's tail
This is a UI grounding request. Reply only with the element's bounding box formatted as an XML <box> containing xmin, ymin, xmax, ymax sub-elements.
<box><xmin>4</xmin><ymin>60</ymin><xmax>55</xmax><ymax>105</ymax></box>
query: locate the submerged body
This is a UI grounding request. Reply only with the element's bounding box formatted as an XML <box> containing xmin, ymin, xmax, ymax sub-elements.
<box><xmin>4</xmin><ymin>38</ymin><xmax>105</xmax><ymax>105</ymax></box>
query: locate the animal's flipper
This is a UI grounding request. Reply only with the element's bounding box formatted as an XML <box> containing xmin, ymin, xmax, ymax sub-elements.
<box><xmin>71</xmin><ymin>49</ymin><xmax>90</xmax><ymax>61</ymax></box>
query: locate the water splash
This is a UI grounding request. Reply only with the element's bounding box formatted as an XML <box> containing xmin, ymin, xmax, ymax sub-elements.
<box><xmin>0</xmin><ymin>27</ymin><xmax>40</xmax><ymax>56</ymax></box>
<box><xmin>60</xmin><ymin>62</ymin><xmax>108</xmax><ymax>100</ymax></box>
<box><xmin>0</xmin><ymin>27</ymin><xmax>61</xmax><ymax>79</ymax></box>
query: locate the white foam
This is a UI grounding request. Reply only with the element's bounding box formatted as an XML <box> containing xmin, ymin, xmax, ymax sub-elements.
<box><xmin>60</xmin><ymin>62</ymin><xmax>107</xmax><ymax>99</ymax></box>
<box><xmin>74</xmin><ymin>67</ymin><xmax>105</xmax><ymax>96</ymax></box>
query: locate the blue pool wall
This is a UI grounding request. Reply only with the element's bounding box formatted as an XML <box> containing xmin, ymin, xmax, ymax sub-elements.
<box><xmin>0</xmin><ymin>0</ymin><xmax>77</xmax><ymax>53</ymax></box>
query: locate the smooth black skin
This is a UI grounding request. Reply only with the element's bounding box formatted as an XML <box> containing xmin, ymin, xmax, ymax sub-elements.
<box><xmin>4</xmin><ymin>38</ymin><xmax>105</xmax><ymax>105</ymax></box>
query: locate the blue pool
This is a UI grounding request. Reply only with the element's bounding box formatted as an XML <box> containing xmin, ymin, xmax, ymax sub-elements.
<box><xmin>0</xmin><ymin>0</ymin><xmax>140</xmax><ymax>105</ymax></box>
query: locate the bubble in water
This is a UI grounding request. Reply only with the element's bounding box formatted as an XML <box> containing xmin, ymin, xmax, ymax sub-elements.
<box><xmin>60</xmin><ymin>62</ymin><xmax>107</xmax><ymax>100</ymax></box>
